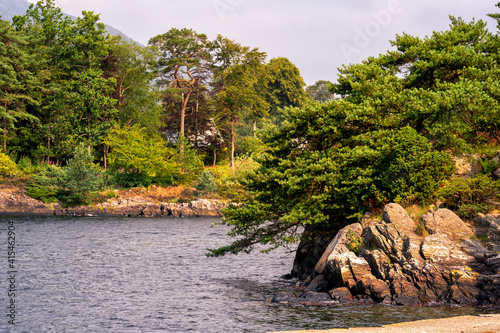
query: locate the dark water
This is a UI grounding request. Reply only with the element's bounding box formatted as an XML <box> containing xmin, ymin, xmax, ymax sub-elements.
<box><xmin>0</xmin><ymin>216</ymin><xmax>497</xmax><ymax>333</ymax></box>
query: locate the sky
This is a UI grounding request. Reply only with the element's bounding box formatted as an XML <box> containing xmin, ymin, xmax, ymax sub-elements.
<box><xmin>28</xmin><ymin>0</ymin><xmax>500</xmax><ymax>85</ymax></box>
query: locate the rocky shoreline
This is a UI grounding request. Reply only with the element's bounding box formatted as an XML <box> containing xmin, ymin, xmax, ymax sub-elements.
<box><xmin>0</xmin><ymin>190</ymin><xmax>227</xmax><ymax>218</ymax></box>
<box><xmin>271</xmin><ymin>203</ymin><xmax>500</xmax><ymax>307</ymax></box>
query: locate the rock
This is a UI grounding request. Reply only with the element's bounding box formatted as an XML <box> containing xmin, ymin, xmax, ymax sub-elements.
<box><xmin>361</xmin><ymin>249</ymin><xmax>391</xmax><ymax>280</ymax></box>
<box><xmin>314</xmin><ymin>223</ymin><xmax>363</xmax><ymax>275</ymax></box>
<box><xmin>383</xmin><ymin>203</ymin><xmax>417</xmax><ymax>237</ymax></box>
<box><xmin>305</xmin><ymin>274</ymin><xmax>327</xmax><ymax>292</ymax></box>
<box><xmin>451</xmin><ymin>154</ymin><xmax>482</xmax><ymax>179</ymax></box>
<box><xmin>328</xmin><ymin>287</ymin><xmax>353</xmax><ymax>302</ymax></box>
<box><xmin>391</xmin><ymin>273</ymin><xmax>422</xmax><ymax>306</ymax></box>
<box><xmin>291</xmin><ymin>225</ymin><xmax>337</xmax><ymax>280</ymax></box>
<box><xmin>284</xmin><ymin>202</ymin><xmax>500</xmax><ymax>307</ymax></box>
<box><xmin>461</xmin><ymin>239</ymin><xmax>493</xmax><ymax>261</ymax></box>
<box><xmin>269</xmin><ymin>291</ymin><xmax>299</xmax><ymax>304</ymax></box>
<box><xmin>327</xmin><ymin>251</ymin><xmax>358</xmax><ymax>290</ymax></box>
<box><xmin>0</xmin><ymin>190</ymin><xmax>227</xmax><ymax>218</ymax></box>
<box><xmin>296</xmin><ymin>291</ymin><xmax>332</xmax><ymax>304</ymax></box>
<box><xmin>485</xmin><ymin>254</ymin><xmax>500</xmax><ymax>272</ymax></box>
<box><xmin>422</xmin><ymin>208</ymin><xmax>474</xmax><ymax>241</ymax></box>
<box><xmin>269</xmin><ymin>291</ymin><xmax>333</xmax><ymax>305</ymax></box>
<box><xmin>357</xmin><ymin>275</ymin><xmax>391</xmax><ymax>302</ymax></box>
<box><xmin>421</xmin><ymin>234</ymin><xmax>452</xmax><ymax>262</ymax></box>
<box><xmin>362</xmin><ymin>223</ymin><xmax>405</xmax><ymax>261</ymax></box>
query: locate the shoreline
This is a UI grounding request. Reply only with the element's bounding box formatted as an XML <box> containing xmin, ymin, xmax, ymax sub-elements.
<box><xmin>267</xmin><ymin>314</ymin><xmax>500</xmax><ymax>333</ymax></box>
<box><xmin>0</xmin><ymin>189</ymin><xmax>228</xmax><ymax>218</ymax></box>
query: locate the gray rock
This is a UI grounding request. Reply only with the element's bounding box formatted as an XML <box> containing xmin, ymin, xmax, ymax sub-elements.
<box><xmin>383</xmin><ymin>203</ymin><xmax>417</xmax><ymax>237</ymax></box>
<box><xmin>314</xmin><ymin>223</ymin><xmax>362</xmax><ymax>275</ymax></box>
<box><xmin>422</xmin><ymin>208</ymin><xmax>474</xmax><ymax>241</ymax></box>
<box><xmin>421</xmin><ymin>234</ymin><xmax>451</xmax><ymax>262</ymax></box>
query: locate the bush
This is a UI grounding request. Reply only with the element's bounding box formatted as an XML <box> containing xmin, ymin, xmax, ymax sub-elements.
<box><xmin>438</xmin><ymin>173</ymin><xmax>500</xmax><ymax>218</ymax></box>
<box><xmin>24</xmin><ymin>167</ymin><xmax>60</xmax><ymax>203</ymax></box>
<box><xmin>61</xmin><ymin>144</ymin><xmax>103</xmax><ymax>204</ymax></box>
<box><xmin>105</xmin><ymin>126</ymin><xmax>180</xmax><ymax>186</ymax></box>
<box><xmin>0</xmin><ymin>152</ymin><xmax>17</xmax><ymax>177</ymax></box>
<box><xmin>195</xmin><ymin>170</ymin><xmax>218</xmax><ymax>194</ymax></box>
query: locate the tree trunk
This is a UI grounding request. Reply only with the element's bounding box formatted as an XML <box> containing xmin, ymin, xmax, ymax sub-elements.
<box><xmin>253</xmin><ymin>120</ymin><xmax>257</xmax><ymax>138</ymax></box>
<box><xmin>213</xmin><ymin>146</ymin><xmax>217</xmax><ymax>167</ymax></box>
<box><xmin>2</xmin><ymin>127</ymin><xmax>6</xmax><ymax>153</ymax></box>
<box><xmin>180</xmin><ymin>92</ymin><xmax>186</xmax><ymax>136</ymax></box>
<box><xmin>230</xmin><ymin>122</ymin><xmax>235</xmax><ymax>169</ymax></box>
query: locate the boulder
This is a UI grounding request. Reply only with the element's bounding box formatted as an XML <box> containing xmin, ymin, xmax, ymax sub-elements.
<box><xmin>422</xmin><ymin>208</ymin><xmax>474</xmax><ymax>241</ymax></box>
<box><xmin>314</xmin><ymin>223</ymin><xmax>362</xmax><ymax>275</ymax></box>
<box><xmin>328</xmin><ymin>287</ymin><xmax>353</xmax><ymax>302</ymax></box>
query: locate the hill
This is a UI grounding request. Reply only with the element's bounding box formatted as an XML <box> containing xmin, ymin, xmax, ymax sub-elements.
<box><xmin>0</xmin><ymin>0</ymin><xmax>134</xmax><ymax>41</ymax></box>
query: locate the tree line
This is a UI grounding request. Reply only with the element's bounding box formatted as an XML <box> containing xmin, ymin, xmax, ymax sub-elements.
<box><xmin>1</xmin><ymin>0</ymin><xmax>323</xmax><ymax>181</ymax></box>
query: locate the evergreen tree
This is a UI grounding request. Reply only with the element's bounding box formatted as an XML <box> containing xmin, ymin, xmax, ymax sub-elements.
<box><xmin>0</xmin><ymin>19</ymin><xmax>39</xmax><ymax>153</ymax></box>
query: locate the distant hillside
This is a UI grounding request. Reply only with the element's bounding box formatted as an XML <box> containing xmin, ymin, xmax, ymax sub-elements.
<box><xmin>0</xmin><ymin>0</ymin><xmax>134</xmax><ymax>42</ymax></box>
<box><xmin>0</xmin><ymin>0</ymin><xmax>29</xmax><ymax>21</ymax></box>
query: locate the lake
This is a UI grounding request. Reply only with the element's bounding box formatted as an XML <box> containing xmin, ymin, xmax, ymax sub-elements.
<box><xmin>0</xmin><ymin>216</ymin><xmax>497</xmax><ymax>332</ymax></box>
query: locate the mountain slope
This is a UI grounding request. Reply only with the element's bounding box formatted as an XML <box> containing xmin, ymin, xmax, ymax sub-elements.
<box><xmin>0</xmin><ymin>0</ymin><xmax>134</xmax><ymax>41</ymax></box>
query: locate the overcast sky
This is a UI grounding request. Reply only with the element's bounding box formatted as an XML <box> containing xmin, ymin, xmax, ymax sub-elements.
<box><xmin>28</xmin><ymin>0</ymin><xmax>499</xmax><ymax>85</ymax></box>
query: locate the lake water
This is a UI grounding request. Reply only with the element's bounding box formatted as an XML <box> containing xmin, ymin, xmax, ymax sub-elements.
<box><xmin>0</xmin><ymin>216</ymin><xmax>497</xmax><ymax>332</ymax></box>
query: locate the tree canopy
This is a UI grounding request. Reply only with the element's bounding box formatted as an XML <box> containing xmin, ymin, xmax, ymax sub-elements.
<box><xmin>210</xmin><ymin>15</ymin><xmax>500</xmax><ymax>257</ymax></box>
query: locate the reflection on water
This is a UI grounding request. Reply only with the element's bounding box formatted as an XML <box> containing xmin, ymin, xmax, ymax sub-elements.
<box><xmin>0</xmin><ymin>216</ymin><xmax>497</xmax><ymax>332</ymax></box>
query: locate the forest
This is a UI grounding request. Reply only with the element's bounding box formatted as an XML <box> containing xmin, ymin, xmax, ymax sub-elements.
<box><xmin>0</xmin><ymin>0</ymin><xmax>331</xmax><ymax>204</ymax></box>
<box><xmin>2</xmin><ymin>1</ymin><xmax>500</xmax><ymax>260</ymax></box>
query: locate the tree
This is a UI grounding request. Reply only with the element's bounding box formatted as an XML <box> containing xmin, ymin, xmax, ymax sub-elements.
<box><xmin>0</xmin><ymin>19</ymin><xmax>39</xmax><ymax>152</ymax></box>
<box><xmin>62</xmin><ymin>11</ymin><xmax>117</xmax><ymax>155</ymax></box>
<box><xmin>487</xmin><ymin>2</ymin><xmax>500</xmax><ymax>30</ymax></box>
<box><xmin>264</xmin><ymin>57</ymin><xmax>307</xmax><ymax>121</ymax></box>
<box><xmin>104</xmin><ymin>37</ymin><xmax>161</xmax><ymax>129</ymax></box>
<box><xmin>149</xmin><ymin>28</ymin><xmax>212</xmax><ymax>139</ymax></box>
<box><xmin>306</xmin><ymin>80</ymin><xmax>335</xmax><ymax>102</ymax></box>
<box><xmin>105</xmin><ymin>125</ymin><xmax>179</xmax><ymax>185</ymax></box>
<box><xmin>209</xmin><ymin>16</ymin><xmax>499</xmax><ymax>259</ymax></box>
<box><xmin>12</xmin><ymin>0</ymin><xmax>74</xmax><ymax>161</ymax></box>
<box><xmin>211</xmin><ymin>35</ymin><xmax>268</xmax><ymax>167</ymax></box>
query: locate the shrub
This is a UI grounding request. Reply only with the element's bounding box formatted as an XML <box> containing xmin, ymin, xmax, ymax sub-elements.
<box><xmin>479</xmin><ymin>158</ymin><xmax>498</xmax><ymax>174</ymax></box>
<box><xmin>195</xmin><ymin>170</ymin><xmax>218</xmax><ymax>194</ymax></box>
<box><xmin>24</xmin><ymin>167</ymin><xmax>60</xmax><ymax>203</ymax></box>
<box><xmin>61</xmin><ymin>144</ymin><xmax>104</xmax><ymax>204</ymax></box>
<box><xmin>0</xmin><ymin>152</ymin><xmax>17</xmax><ymax>177</ymax></box>
<box><xmin>439</xmin><ymin>173</ymin><xmax>500</xmax><ymax>208</ymax></box>
<box><xmin>105</xmin><ymin>126</ymin><xmax>180</xmax><ymax>186</ymax></box>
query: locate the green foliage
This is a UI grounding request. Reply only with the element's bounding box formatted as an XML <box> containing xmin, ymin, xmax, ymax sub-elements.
<box><xmin>306</xmin><ymin>80</ymin><xmax>335</xmax><ymax>103</ymax></box>
<box><xmin>346</xmin><ymin>231</ymin><xmax>362</xmax><ymax>255</ymax></box>
<box><xmin>415</xmin><ymin>221</ymin><xmax>431</xmax><ymax>237</ymax></box>
<box><xmin>479</xmin><ymin>158</ymin><xmax>499</xmax><ymax>174</ymax></box>
<box><xmin>195</xmin><ymin>170</ymin><xmax>218</xmax><ymax>194</ymax></box>
<box><xmin>59</xmin><ymin>143</ymin><xmax>103</xmax><ymax>204</ymax></box>
<box><xmin>0</xmin><ymin>152</ymin><xmax>18</xmax><ymax>177</ymax></box>
<box><xmin>439</xmin><ymin>174</ymin><xmax>500</xmax><ymax>211</ymax></box>
<box><xmin>456</xmin><ymin>204</ymin><xmax>494</xmax><ymax>220</ymax></box>
<box><xmin>24</xmin><ymin>167</ymin><xmax>60</xmax><ymax>203</ymax></box>
<box><xmin>265</xmin><ymin>57</ymin><xmax>307</xmax><ymax>120</ymax></box>
<box><xmin>105</xmin><ymin>125</ymin><xmax>179</xmax><ymax>186</ymax></box>
<box><xmin>177</xmin><ymin>135</ymin><xmax>204</xmax><ymax>184</ymax></box>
